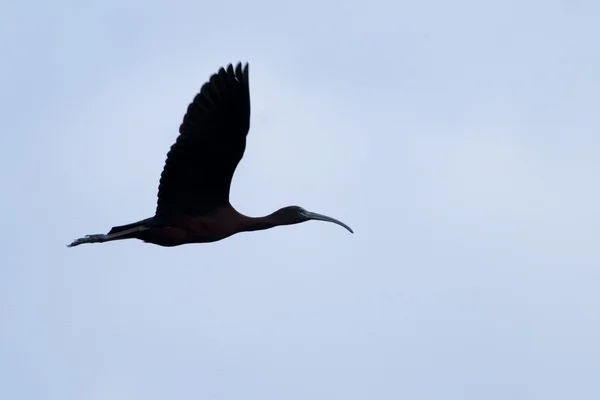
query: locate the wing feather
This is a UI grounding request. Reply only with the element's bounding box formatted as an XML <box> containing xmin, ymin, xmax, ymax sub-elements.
<box><xmin>155</xmin><ymin>62</ymin><xmax>250</xmax><ymax>216</ymax></box>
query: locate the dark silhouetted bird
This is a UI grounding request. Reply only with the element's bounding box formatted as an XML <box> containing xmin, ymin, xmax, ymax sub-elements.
<box><xmin>68</xmin><ymin>62</ymin><xmax>352</xmax><ymax>248</ymax></box>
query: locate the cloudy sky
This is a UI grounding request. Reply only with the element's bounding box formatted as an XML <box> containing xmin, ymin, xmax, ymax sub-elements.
<box><xmin>2</xmin><ymin>0</ymin><xmax>600</xmax><ymax>399</ymax></box>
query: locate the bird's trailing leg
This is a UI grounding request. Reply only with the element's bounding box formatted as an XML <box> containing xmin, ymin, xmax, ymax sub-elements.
<box><xmin>67</xmin><ymin>226</ymin><xmax>149</xmax><ymax>247</ymax></box>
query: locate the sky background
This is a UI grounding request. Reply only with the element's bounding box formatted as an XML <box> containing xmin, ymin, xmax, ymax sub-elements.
<box><xmin>2</xmin><ymin>0</ymin><xmax>600</xmax><ymax>399</ymax></box>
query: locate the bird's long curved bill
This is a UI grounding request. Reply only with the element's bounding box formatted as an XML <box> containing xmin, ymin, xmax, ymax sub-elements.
<box><xmin>305</xmin><ymin>211</ymin><xmax>354</xmax><ymax>233</ymax></box>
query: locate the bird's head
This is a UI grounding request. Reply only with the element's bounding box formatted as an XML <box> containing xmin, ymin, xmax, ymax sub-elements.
<box><xmin>276</xmin><ymin>206</ymin><xmax>354</xmax><ymax>233</ymax></box>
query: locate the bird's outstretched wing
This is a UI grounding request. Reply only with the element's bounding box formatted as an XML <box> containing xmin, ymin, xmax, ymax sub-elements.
<box><xmin>155</xmin><ymin>62</ymin><xmax>250</xmax><ymax>216</ymax></box>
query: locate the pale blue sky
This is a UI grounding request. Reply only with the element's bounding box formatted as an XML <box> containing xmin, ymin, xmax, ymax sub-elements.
<box><xmin>2</xmin><ymin>0</ymin><xmax>600</xmax><ymax>399</ymax></box>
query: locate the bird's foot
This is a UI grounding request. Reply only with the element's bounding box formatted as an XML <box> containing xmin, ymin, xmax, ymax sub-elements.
<box><xmin>67</xmin><ymin>234</ymin><xmax>108</xmax><ymax>247</ymax></box>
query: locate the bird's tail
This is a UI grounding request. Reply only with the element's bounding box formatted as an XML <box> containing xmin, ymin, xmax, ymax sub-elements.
<box><xmin>107</xmin><ymin>217</ymin><xmax>155</xmax><ymax>234</ymax></box>
<box><xmin>67</xmin><ymin>218</ymin><xmax>154</xmax><ymax>247</ymax></box>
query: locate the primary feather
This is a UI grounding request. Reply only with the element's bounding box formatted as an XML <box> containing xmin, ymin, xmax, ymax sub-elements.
<box><xmin>155</xmin><ymin>62</ymin><xmax>250</xmax><ymax>216</ymax></box>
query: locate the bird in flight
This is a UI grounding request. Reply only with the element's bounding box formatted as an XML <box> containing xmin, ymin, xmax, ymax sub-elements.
<box><xmin>68</xmin><ymin>62</ymin><xmax>353</xmax><ymax>248</ymax></box>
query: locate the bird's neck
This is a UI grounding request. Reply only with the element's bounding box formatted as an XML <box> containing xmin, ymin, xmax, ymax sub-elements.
<box><xmin>239</xmin><ymin>210</ymin><xmax>291</xmax><ymax>232</ymax></box>
<box><xmin>240</xmin><ymin>215</ymin><xmax>280</xmax><ymax>232</ymax></box>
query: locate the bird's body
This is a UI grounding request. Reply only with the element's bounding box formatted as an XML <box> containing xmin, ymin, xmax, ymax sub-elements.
<box><xmin>68</xmin><ymin>62</ymin><xmax>352</xmax><ymax>248</ymax></box>
<box><xmin>112</xmin><ymin>206</ymin><xmax>246</xmax><ymax>247</ymax></box>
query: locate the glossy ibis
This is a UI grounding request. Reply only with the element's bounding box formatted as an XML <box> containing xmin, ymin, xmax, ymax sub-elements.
<box><xmin>68</xmin><ymin>62</ymin><xmax>353</xmax><ymax>248</ymax></box>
